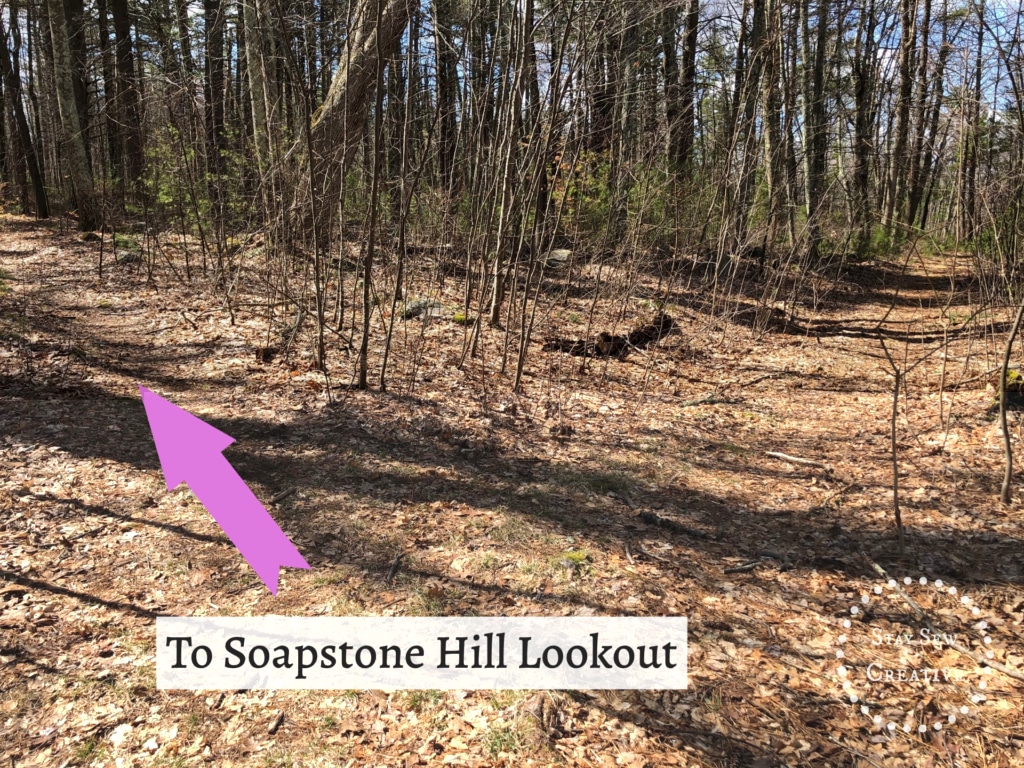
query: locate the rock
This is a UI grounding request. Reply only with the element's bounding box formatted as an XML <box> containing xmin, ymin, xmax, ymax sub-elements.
<box><xmin>545</xmin><ymin>248</ymin><xmax>571</xmax><ymax>267</ymax></box>
<box><xmin>402</xmin><ymin>298</ymin><xmax>443</xmax><ymax>319</ymax></box>
<box><xmin>115</xmin><ymin>250</ymin><xmax>142</xmax><ymax>265</ymax></box>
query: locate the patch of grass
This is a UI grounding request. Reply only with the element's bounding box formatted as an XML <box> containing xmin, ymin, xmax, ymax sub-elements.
<box><xmin>480</xmin><ymin>552</ymin><xmax>499</xmax><ymax>570</ymax></box>
<box><xmin>587</xmin><ymin>470</ymin><xmax>634</xmax><ymax>494</ymax></box>
<box><xmin>259</xmin><ymin>748</ymin><xmax>296</xmax><ymax>767</ymax></box>
<box><xmin>321</xmin><ymin>714</ymin><xmax>338</xmax><ymax>728</ymax></box>
<box><xmin>554</xmin><ymin>549</ymin><xmax>591</xmax><ymax>579</ymax></box>
<box><xmin>554</xmin><ymin>468</ymin><xmax>634</xmax><ymax>496</ymax></box>
<box><xmin>0</xmin><ymin>268</ymin><xmax>11</xmax><ymax>294</ymax></box>
<box><xmin>488</xmin><ymin>691</ymin><xmax>522</xmax><ymax>710</ymax></box>
<box><xmin>702</xmin><ymin>686</ymin><xmax>724</xmax><ymax>712</ymax></box>
<box><xmin>482</xmin><ymin>723</ymin><xmax>524</xmax><ymax>757</ymax></box>
<box><xmin>311</xmin><ymin>569</ymin><xmax>351</xmax><ymax>587</ymax></box>
<box><xmin>327</xmin><ymin>589</ymin><xmax>376</xmax><ymax>617</ymax></box>
<box><xmin>183</xmin><ymin>711</ymin><xmax>202</xmax><ymax>735</ymax></box>
<box><xmin>113</xmin><ymin>233</ymin><xmax>140</xmax><ymax>251</ymax></box>
<box><xmin>73</xmin><ymin>736</ymin><xmax>105</xmax><ymax>763</ymax></box>
<box><xmin>560</xmin><ymin>549</ymin><xmax>590</xmax><ymax>566</ymax></box>
<box><xmin>453</xmin><ymin>311</ymin><xmax>475</xmax><ymax>326</ymax></box>
<box><xmin>517</xmin><ymin>559</ymin><xmax>544</xmax><ymax>577</ymax></box>
<box><xmin>405</xmin><ymin>690</ymin><xmax>444</xmax><ymax>711</ymax></box>
<box><xmin>66</xmin><ymin>673</ymin><xmax>115</xmax><ymax>702</ymax></box>
<box><xmin>489</xmin><ymin>515</ymin><xmax>536</xmax><ymax>546</ymax></box>
<box><xmin>409</xmin><ymin>587</ymin><xmax>447</xmax><ymax>616</ymax></box>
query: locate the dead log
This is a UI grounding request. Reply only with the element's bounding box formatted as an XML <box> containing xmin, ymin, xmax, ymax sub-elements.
<box><xmin>542</xmin><ymin>312</ymin><xmax>675</xmax><ymax>358</ymax></box>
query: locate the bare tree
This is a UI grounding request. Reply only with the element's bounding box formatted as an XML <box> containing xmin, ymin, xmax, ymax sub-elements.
<box><xmin>43</xmin><ymin>0</ymin><xmax>99</xmax><ymax>230</ymax></box>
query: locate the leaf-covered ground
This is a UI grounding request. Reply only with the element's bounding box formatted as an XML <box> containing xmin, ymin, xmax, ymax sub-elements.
<box><xmin>1</xmin><ymin>215</ymin><xmax>1022</xmax><ymax>767</ymax></box>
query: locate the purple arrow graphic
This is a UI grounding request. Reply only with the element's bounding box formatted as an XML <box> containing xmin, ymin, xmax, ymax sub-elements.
<box><xmin>139</xmin><ymin>386</ymin><xmax>310</xmax><ymax>595</ymax></box>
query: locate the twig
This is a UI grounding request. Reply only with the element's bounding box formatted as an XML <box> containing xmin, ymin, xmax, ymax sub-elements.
<box><xmin>270</xmin><ymin>487</ymin><xmax>297</xmax><ymax>504</ymax></box>
<box><xmin>745</xmin><ymin>372</ymin><xmax>780</xmax><ymax>386</ymax></box>
<box><xmin>956</xmin><ymin>364</ymin><xmax>1017</xmax><ymax>386</ymax></box>
<box><xmin>679</xmin><ymin>394</ymin><xmax>738</xmax><ymax>408</ymax></box>
<box><xmin>178</xmin><ymin>311</ymin><xmax>198</xmax><ymax>330</ymax></box>
<box><xmin>817</xmin><ymin>482</ymin><xmax>858</xmax><ymax>510</ymax></box>
<box><xmin>764</xmin><ymin>451</ymin><xmax>830</xmax><ymax>469</ymax></box>
<box><xmin>226</xmin><ymin>579</ymin><xmax>261</xmax><ymax>595</ymax></box>
<box><xmin>623</xmin><ymin>541</ymin><xmax>634</xmax><ymax>565</ymax></box>
<box><xmin>636</xmin><ymin>544</ymin><xmax>669</xmax><ymax>563</ymax></box>
<box><xmin>878</xmin><ymin>339</ymin><xmax>906</xmax><ymax>555</ymax></box>
<box><xmin>384</xmin><ymin>553</ymin><xmax>404</xmax><ymax>583</ymax></box>
<box><xmin>268</xmin><ymin>711</ymin><xmax>284</xmax><ymax>735</ymax></box>
<box><xmin>723</xmin><ymin>560</ymin><xmax>762</xmax><ymax>574</ymax></box>
<box><xmin>723</xmin><ymin>552</ymin><xmax>786</xmax><ymax>574</ymax></box>
<box><xmin>638</xmin><ymin>510</ymin><xmax>711</xmax><ymax>540</ymax></box>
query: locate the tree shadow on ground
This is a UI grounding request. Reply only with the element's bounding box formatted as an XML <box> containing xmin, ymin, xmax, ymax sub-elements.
<box><xmin>4</xmin><ymin>373</ymin><xmax>1021</xmax><ymax>591</ymax></box>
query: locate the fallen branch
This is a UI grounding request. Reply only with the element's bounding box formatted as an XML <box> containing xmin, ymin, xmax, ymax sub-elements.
<box><xmin>680</xmin><ymin>394</ymin><xmax>739</xmax><ymax>408</ymax></box>
<box><xmin>638</xmin><ymin>510</ymin><xmax>711</xmax><ymax>540</ymax></box>
<box><xmin>178</xmin><ymin>311</ymin><xmax>198</xmax><ymax>330</ymax></box>
<box><xmin>723</xmin><ymin>560</ymin><xmax>762</xmax><ymax>574</ymax></box>
<box><xmin>765</xmin><ymin>451</ymin><xmax>830</xmax><ymax>469</ymax></box>
<box><xmin>636</xmin><ymin>544</ymin><xmax>669</xmax><ymax>563</ymax></box>
<box><xmin>270</xmin><ymin>487</ymin><xmax>297</xmax><ymax>504</ymax></box>
<box><xmin>723</xmin><ymin>551</ymin><xmax>787</xmax><ymax>574</ymax></box>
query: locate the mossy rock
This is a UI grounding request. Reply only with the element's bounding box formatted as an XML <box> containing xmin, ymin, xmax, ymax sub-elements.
<box><xmin>113</xmin><ymin>233</ymin><xmax>140</xmax><ymax>251</ymax></box>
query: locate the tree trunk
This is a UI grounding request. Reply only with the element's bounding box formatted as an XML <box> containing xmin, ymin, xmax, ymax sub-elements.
<box><xmin>732</xmin><ymin>0</ymin><xmax>767</xmax><ymax>248</ymax></box>
<box><xmin>801</xmin><ymin>0</ymin><xmax>830</xmax><ymax>259</ymax></box>
<box><xmin>762</xmin><ymin>0</ymin><xmax>786</xmax><ymax>249</ymax></box>
<box><xmin>661</xmin><ymin>7</ymin><xmax>681</xmax><ymax>177</ymax></box>
<box><xmin>44</xmin><ymin>0</ymin><xmax>99</xmax><ymax>230</ymax></box>
<box><xmin>852</xmin><ymin>0</ymin><xmax>878</xmax><ymax>256</ymax></box>
<box><xmin>908</xmin><ymin>6</ymin><xmax>950</xmax><ymax>228</ymax></box>
<box><xmin>110</xmin><ymin>0</ymin><xmax>143</xmax><ymax>185</ymax></box>
<box><xmin>96</xmin><ymin>0</ymin><xmax>122</xmax><ymax>186</ymax></box>
<box><xmin>295</xmin><ymin>0</ymin><xmax>413</xmax><ymax>239</ymax></box>
<box><xmin>0</xmin><ymin>12</ymin><xmax>48</xmax><ymax>217</ymax></box>
<box><xmin>678</xmin><ymin>0</ymin><xmax>699</xmax><ymax>179</ymax></box>
<box><xmin>433</xmin><ymin>0</ymin><xmax>458</xmax><ymax>193</ymax></box>
<box><xmin>243</xmin><ymin>0</ymin><xmax>272</xmax><ymax>176</ymax></box>
<box><xmin>960</xmin><ymin>0</ymin><xmax>984</xmax><ymax>240</ymax></box>
<box><xmin>62</xmin><ymin>0</ymin><xmax>90</xmax><ymax>168</ymax></box>
<box><xmin>905</xmin><ymin>0</ymin><xmax>931</xmax><ymax>228</ymax></box>
<box><xmin>204</xmin><ymin>0</ymin><xmax>226</xmax><ymax>253</ymax></box>
<box><xmin>884</xmin><ymin>0</ymin><xmax>916</xmax><ymax>231</ymax></box>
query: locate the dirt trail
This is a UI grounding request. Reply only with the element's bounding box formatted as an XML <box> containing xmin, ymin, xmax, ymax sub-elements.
<box><xmin>2</xmin><ymin>217</ymin><xmax>1022</xmax><ymax>767</ymax></box>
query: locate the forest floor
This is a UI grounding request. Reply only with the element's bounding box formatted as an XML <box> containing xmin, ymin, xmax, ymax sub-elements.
<box><xmin>1</xmin><ymin>213</ymin><xmax>1023</xmax><ymax>768</ymax></box>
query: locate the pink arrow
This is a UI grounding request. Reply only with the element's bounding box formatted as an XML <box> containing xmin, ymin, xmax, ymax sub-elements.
<box><xmin>139</xmin><ymin>386</ymin><xmax>310</xmax><ymax>595</ymax></box>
